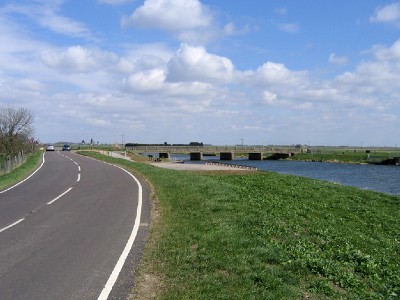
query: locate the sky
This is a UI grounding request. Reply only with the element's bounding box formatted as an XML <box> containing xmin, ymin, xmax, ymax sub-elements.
<box><xmin>0</xmin><ymin>0</ymin><xmax>400</xmax><ymax>146</ymax></box>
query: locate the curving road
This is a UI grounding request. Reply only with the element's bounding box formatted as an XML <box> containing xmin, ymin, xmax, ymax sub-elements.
<box><xmin>0</xmin><ymin>151</ymin><xmax>150</xmax><ymax>300</ymax></box>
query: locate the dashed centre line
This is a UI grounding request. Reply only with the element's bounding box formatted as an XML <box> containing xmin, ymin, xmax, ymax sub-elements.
<box><xmin>0</xmin><ymin>218</ymin><xmax>25</xmax><ymax>233</ymax></box>
<box><xmin>0</xmin><ymin>153</ymin><xmax>82</xmax><ymax>234</ymax></box>
<box><xmin>47</xmin><ymin>187</ymin><xmax>73</xmax><ymax>205</ymax></box>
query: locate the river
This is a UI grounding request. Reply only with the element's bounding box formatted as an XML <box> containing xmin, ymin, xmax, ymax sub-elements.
<box><xmin>169</xmin><ymin>154</ymin><xmax>400</xmax><ymax>195</ymax></box>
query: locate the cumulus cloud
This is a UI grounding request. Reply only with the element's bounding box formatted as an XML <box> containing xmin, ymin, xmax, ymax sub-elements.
<box><xmin>121</xmin><ymin>0</ymin><xmax>244</xmax><ymax>43</ymax></box>
<box><xmin>370</xmin><ymin>2</ymin><xmax>400</xmax><ymax>24</ymax></box>
<box><xmin>166</xmin><ymin>44</ymin><xmax>234</xmax><ymax>83</ymax></box>
<box><xmin>250</xmin><ymin>62</ymin><xmax>308</xmax><ymax>87</ymax></box>
<box><xmin>352</xmin><ymin>40</ymin><xmax>400</xmax><ymax>84</ymax></box>
<box><xmin>122</xmin><ymin>0</ymin><xmax>212</xmax><ymax>31</ymax></box>
<box><xmin>41</xmin><ymin>46</ymin><xmax>118</xmax><ymax>73</ymax></box>
<box><xmin>122</xmin><ymin>68</ymin><xmax>166</xmax><ymax>92</ymax></box>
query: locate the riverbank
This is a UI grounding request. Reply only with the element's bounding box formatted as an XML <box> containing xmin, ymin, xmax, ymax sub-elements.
<box><xmin>78</xmin><ymin>152</ymin><xmax>399</xmax><ymax>300</ymax></box>
<box><xmin>286</xmin><ymin>149</ymin><xmax>399</xmax><ymax>165</ymax></box>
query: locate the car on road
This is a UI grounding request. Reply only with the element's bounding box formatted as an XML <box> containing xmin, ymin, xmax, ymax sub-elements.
<box><xmin>46</xmin><ymin>145</ymin><xmax>55</xmax><ymax>151</ymax></box>
<box><xmin>62</xmin><ymin>144</ymin><xmax>71</xmax><ymax>151</ymax></box>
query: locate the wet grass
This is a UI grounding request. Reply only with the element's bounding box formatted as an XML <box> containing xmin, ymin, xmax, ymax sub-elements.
<box><xmin>80</xmin><ymin>151</ymin><xmax>400</xmax><ymax>299</ymax></box>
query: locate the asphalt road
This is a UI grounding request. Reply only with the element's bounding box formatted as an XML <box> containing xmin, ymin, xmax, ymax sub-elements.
<box><xmin>0</xmin><ymin>151</ymin><xmax>150</xmax><ymax>300</ymax></box>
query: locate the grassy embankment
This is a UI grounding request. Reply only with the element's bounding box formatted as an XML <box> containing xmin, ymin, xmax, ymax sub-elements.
<box><xmin>286</xmin><ymin>149</ymin><xmax>399</xmax><ymax>164</ymax></box>
<box><xmin>79</xmin><ymin>151</ymin><xmax>399</xmax><ymax>300</ymax></box>
<box><xmin>0</xmin><ymin>151</ymin><xmax>42</xmax><ymax>191</ymax></box>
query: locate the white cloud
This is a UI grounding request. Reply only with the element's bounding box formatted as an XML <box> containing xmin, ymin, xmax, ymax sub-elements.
<box><xmin>370</xmin><ymin>2</ymin><xmax>400</xmax><ymax>24</ymax></box>
<box><xmin>122</xmin><ymin>68</ymin><xmax>166</xmax><ymax>92</ymax></box>
<box><xmin>277</xmin><ymin>22</ymin><xmax>299</xmax><ymax>33</ymax></box>
<box><xmin>2</xmin><ymin>1</ymin><xmax>92</xmax><ymax>38</ymax></box>
<box><xmin>41</xmin><ymin>46</ymin><xmax>118</xmax><ymax>73</ymax></box>
<box><xmin>122</xmin><ymin>0</ymin><xmax>212</xmax><ymax>31</ymax></box>
<box><xmin>250</xmin><ymin>62</ymin><xmax>308</xmax><ymax>87</ymax></box>
<box><xmin>328</xmin><ymin>53</ymin><xmax>348</xmax><ymax>65</ymax></box>
<box><xmin>121</xmin><ymin>0</ymin><xmax>242</xmax><ymax>44</ymax></box>
<box><xmin>98</xmin><ymin>0</ymin><xmax>135</xmax><ymax>4</ymax></box>
<box><xmin>16</xmin><ymin>79</ymin><xmax>46</xmax><ymax>92</ymax></box>
<box><xmin>166</xmin><ymin>44</ymin><xmax>234</xmax><ymax>83</ymax></box>
<box><xmin>262</xmin><ymin>91</ymin><xmax>278</xmax><ymax>105</ymax></box>
<box><xmin>373</xmin><ymin>39</ymin><xmax>400</xmax><ymax>60</ymax></box>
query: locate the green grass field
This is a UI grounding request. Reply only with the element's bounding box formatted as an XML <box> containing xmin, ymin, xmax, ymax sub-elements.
<box><xmin>286</xmin><ymin>149</ymin><xmax>399</xmax><ymax>164</ymax></box>
<box><xmin>78</xmin><ymin>151</ymin><xmax>399</xmax><ymax>300</ymax></box>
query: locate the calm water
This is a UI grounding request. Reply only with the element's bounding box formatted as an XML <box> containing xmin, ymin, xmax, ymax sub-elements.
<box><xmin>170</xmin><ymin>154</ymin><xmax>400</xmax><ymax>195</ymax></box>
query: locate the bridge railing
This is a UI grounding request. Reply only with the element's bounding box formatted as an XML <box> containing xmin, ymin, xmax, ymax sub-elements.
<box><xmin>127</xmin><ymin>145</ymin><xmax>299</xmax><ymax>153</ymax></box>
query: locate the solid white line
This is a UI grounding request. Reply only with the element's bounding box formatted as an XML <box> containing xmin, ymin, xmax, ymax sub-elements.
<box><xmin>97</xmin><ymin>166</ymin><xmax>143</xmax><ymax>300</ymax></box>
<box><xmin>0</xmin><ymin>218</ymin><xmax>25</xmax><ymax>233</ymax></box>
<box><xmin>47</xmin><ymin>187</ymin><xmax>73</xmax><ymax>205</ymax></box>
<box><xmin>0</xmin><ymin>152</ymin><xmax>46</xmax><ymax>194</ymax></box>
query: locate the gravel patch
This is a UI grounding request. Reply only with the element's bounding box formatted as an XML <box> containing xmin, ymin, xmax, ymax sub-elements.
<box><xmin>150</xmin><ymin>162</ymin><xmax>254</xmax><ymax>171</ymax></box>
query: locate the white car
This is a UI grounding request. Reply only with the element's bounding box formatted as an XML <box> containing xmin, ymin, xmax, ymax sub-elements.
<box><xmin>46</xmin><ymin>145</ymin><xmax>55</xmax><ymax>151</ymax></box>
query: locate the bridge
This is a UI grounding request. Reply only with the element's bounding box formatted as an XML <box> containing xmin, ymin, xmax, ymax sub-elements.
<box><xmin>126</xmin><ymin>145</ymin><xmax>299</xmax><ymax>161</ymax></box>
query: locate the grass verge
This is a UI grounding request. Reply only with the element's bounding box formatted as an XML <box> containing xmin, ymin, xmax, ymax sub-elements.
<box><xmin>287</xmin><ymin>150</ymin><xmax>398</xmax><ymax>164</ymax></box>
<box><xmin>0</xmin><ymin>151</ymin><xmax>43</xmax><ymax>191</ymax></box>
<box><xmin>79</xmin><ymin>151</ymin><xmax>400</xmax><ymax>300</ymax></box>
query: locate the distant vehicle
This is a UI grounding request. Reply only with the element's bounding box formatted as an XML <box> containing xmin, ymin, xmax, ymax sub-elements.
<box><xmin>62</xmin><ymin>144</ymin><xmax>71</xmax><ymax>151</ymax></box>
<box><xmin>46</xmin><ymin>145</ymin><xmax>55</xmax><ymax>151</ymax></box>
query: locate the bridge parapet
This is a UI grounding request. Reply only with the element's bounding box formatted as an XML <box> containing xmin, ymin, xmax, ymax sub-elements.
<box><xmin>127</xmin><ymin>145</ymin><xmax>297</xmax><ymax>154</ymax></box>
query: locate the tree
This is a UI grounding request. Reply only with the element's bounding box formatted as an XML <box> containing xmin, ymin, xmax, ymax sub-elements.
<box><xmin>0</xmin><ymin>106</ymin><xmax>34</xmax><ymax>156</ymax></box>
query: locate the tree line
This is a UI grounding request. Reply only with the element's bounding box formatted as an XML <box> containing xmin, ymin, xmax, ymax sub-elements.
<box><xmin>0</xmin><ymin>106</ymin><xmax>35</xmax><ymax>158</ymax></box>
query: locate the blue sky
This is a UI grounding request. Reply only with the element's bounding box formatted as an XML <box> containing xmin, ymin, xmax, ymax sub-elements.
<box><xmin>1</xmin><ymin>0</ymin><xmax>399</xmax><ymax>146</ymax></box>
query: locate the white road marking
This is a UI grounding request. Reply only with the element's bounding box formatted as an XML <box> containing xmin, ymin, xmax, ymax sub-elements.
<box><xmin>97</xmin><ymin>165</ymin><xmax>143</xmax><ymax>300</ymax></box>
<box><xmin>0</xmin><ymin>152</ymin><xmax>46</xmax><ymax>194</ymax></box>
<box><xmin>78</xmin><ymin>166</ymin><xmax>81</xmax><ymax>172</ymax></box>
<box><xmin>0</xmin><ymin>218</ymin><xmax>25</xmax><ymax>233</ymax></box>
<box><xmin>77</xmin><ymin>173</ymin><xmax>81</xmax><ymax>182</ymax></box>
<box><xmin>47</xmin><ymin>187</ymin><xmax>73</xmax><ymax>205</ymax></box>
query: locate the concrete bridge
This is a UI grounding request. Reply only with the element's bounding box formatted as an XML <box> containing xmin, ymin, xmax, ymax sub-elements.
<box><xmin>127</xmin><ymin>145</ymin><xmax>298</xmax><ymax>161</ymax></box>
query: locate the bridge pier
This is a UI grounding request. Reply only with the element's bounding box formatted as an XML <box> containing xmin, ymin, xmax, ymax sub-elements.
<box><xmin>159</xmin><ymin>152</ymin><xmax>170</xmax><ymax>159</ymax></box>
<box><xmin>220</xmin><ymin>152</ymin><xmax>234</xmax><ymax>160</ymax></box>
<box><xmin>248</xmin><ymin>152</ymin><xmax>263</xmax><ymax>160</ymax></box>
<box><xmin>190</xmin><ymin>152</ymin><xmax>203</xmax><ymax>160</ymax></box>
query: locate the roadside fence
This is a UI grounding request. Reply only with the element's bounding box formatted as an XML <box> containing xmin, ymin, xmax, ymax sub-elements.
<box><xmin>0</xmin><ymin>151</ymin><xmax>26</xmax><ymax>175</ymax></box>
